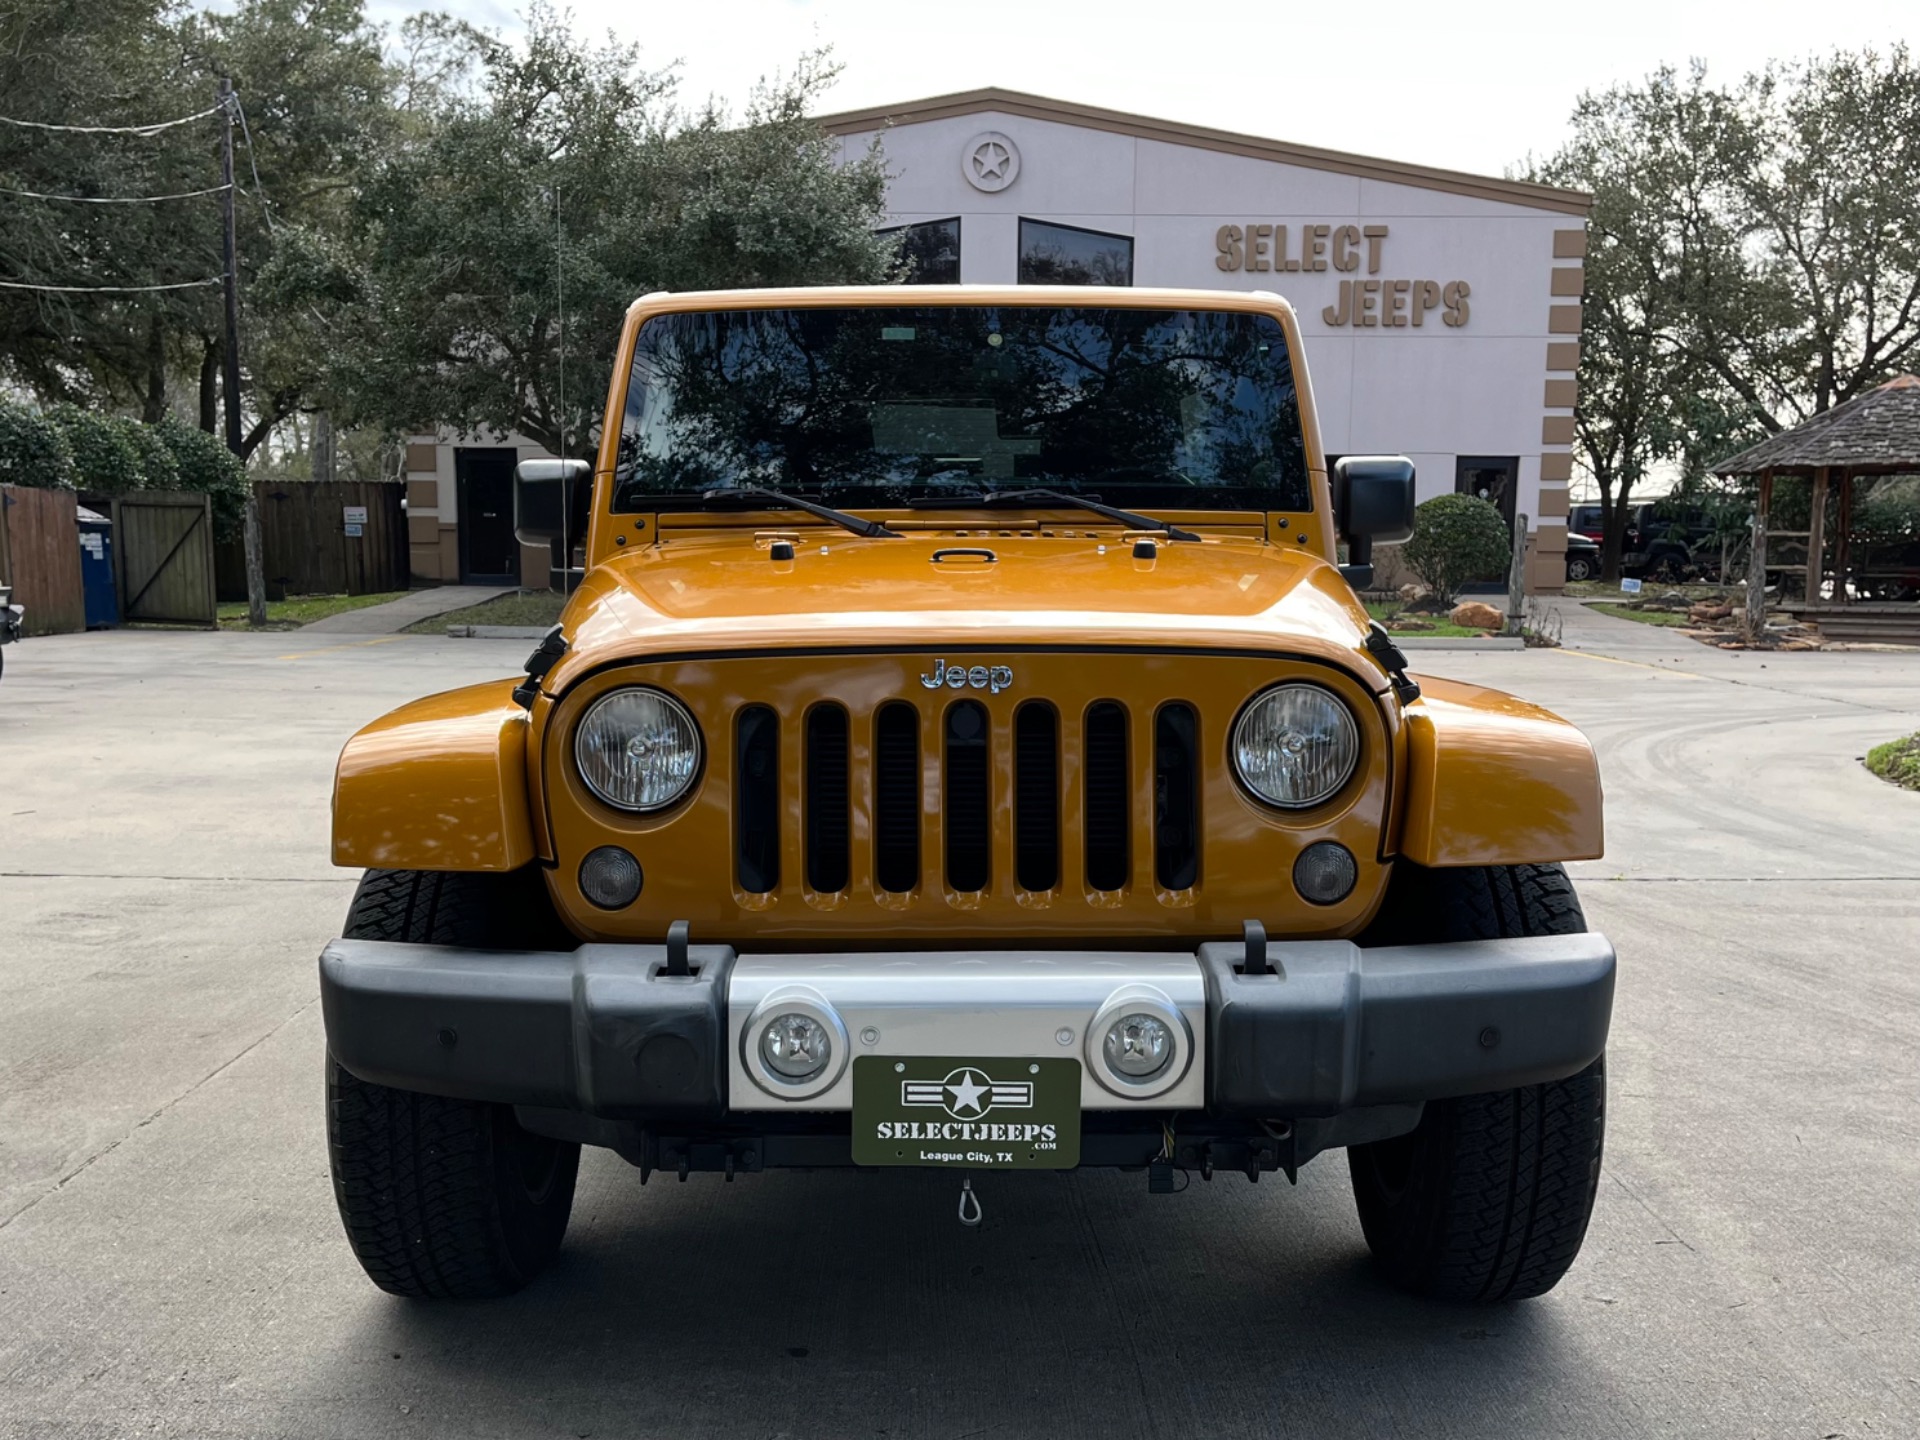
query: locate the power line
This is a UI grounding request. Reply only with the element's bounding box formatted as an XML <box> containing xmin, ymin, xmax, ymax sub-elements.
<box><xmin>227</xmin><ymin>93</ymin><xmax>274</xmax><ymax>231</ymax></box>
<box><xmin>0</xmin><ymin>183</ymin><xmax>232</xmax><ymax>204</ymax></box>
<box><xmin>0</xmin><ymin>106</ymin><xmax>223</xmax><ymax>136</ymax></box>
<box><xmin>0</xmin><ymin>277</ymin><xmax>223</xmax><ymax>293</ymax></box>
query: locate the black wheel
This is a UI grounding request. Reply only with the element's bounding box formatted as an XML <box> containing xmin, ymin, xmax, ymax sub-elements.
<box><xmin>1651</xmin><ymin>552</ymin><xmax>1688</xmax><ymax>583</ymax></box>
<box><xmin>1564</xmin><ymin>556</ymin><xmax>1595</xmax><ymax>582</ymax></box>
<box><xmin>1348</xmin><ymin>863</ymin><xmax>1605</xmax><ymax>1302</ymax></box>
<box><xmin>327</xmin><ymin>868</ymin><xmax>580</xmax><ymax>1299</ymax></box>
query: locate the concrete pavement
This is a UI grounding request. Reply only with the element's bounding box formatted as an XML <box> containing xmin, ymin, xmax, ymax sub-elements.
<box><xmin>0</xmin><ymin>614</ymin><xmax>1916</xmax><ymax>1439</ymax></box>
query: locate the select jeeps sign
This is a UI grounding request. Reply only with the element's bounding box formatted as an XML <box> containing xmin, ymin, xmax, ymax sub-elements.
<box><xmin>850</xmin><ymin>1056</ymin><xmax>1081</xmax><ymax>1169</ymax></box>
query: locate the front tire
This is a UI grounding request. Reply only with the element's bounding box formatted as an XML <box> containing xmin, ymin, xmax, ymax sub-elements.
<box><xmin>1348</xmin><ymin>863</ymin><xmax>1606</xmax><ymax>1302</ymax></box>
<box><xmin>327</xmin><ymin>868</ymin><xmax>580</xmax><ymax>1299</ymax></box>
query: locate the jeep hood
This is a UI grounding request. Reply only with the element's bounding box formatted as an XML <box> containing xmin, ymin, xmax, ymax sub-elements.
<box><xmin>545</xmin><ymin>530</ymin><xmax>1387</xmax><ymax>694</ymax></box>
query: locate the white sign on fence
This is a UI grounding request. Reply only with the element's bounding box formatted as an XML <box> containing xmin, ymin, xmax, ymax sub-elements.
<box><xmin>343</xmin><ymin>505</ymin><xmax>368</xmax><ymax>534</ymax></box>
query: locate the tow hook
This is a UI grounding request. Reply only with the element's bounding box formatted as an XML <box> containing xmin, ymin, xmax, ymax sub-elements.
<box><xmin>957</xmin><ymin>1174</ymin><xmax>983</xmax><ymax>1227</ymax></box>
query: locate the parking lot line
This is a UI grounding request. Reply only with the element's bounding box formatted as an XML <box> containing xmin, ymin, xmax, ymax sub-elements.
<box><xmin>274</xmin><ymin>635</ymin><xmax>407</xmax><ymax>662</ymax></box>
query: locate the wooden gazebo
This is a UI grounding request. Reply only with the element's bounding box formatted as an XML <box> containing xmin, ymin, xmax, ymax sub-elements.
<box><xmin>1712</xmin><ymin>375</ymin><xmax>1920</xmax><ymax>644</ymax></box>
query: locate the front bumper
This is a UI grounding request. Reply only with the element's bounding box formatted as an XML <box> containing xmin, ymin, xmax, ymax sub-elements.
<box><xmin>320</xmin><ymin>932</ymin><xmax>1614</xmax><ymax>1122</ymax></box>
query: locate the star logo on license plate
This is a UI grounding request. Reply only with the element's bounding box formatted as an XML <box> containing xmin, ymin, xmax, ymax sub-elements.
<box><xmin>901</xmin><ymin>1066</ymin><xmax>1035</xmax><ymax>1120</ymax></box>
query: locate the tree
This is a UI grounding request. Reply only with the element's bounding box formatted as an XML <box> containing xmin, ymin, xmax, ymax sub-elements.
<box><xmin>287</xmin><ymin>9</ymin><xmax>899</xmax><ymax>456</ymax></box>
<box><xmin>1401</xmin><ymin>495</ymin><xmax>1513</xmax><ymax>605</ymax></box>
<box><xmin>1713</xmin><ymin>47</ymin><xmax>1920</xmax><ymax>425</ymax></box>
<box><xmin>1536</xmin><ymin>48</ymin><xmax>1920</xmax><ymax>578</ymax></box>
<box><xmin>0</xmin><ymin>0</ymin><xmax>397</xmax><ymax>457</ymax></box>
<box><xmin>1531</xmin><ymin>66</ymin><xmax>1761</xmax><ymax>579</ymax></box>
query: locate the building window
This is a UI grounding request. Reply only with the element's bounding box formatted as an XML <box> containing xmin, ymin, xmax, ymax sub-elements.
<box><xmin>1018</xmin><ymin>219</ymin><xmax>1133</xmax><ymax>286</ymax></box>
<box><xmin>880</xmin><ymin>218</ymin><xmax>961</xmax><ymax>284</ymax></box>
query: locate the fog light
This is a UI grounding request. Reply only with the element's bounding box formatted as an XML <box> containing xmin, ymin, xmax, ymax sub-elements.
<box><xmin>578</xmin><ymin>846</ymin><xmax>643</xmax><ymax>908</ymax></box>
<box><xmin>1102</xmin><ymin>1013</ymin><xmax>1173</xmax><ymax>1079</ymax></box>
<box><xmin>759</xmin><ymin>1013</ymin><xmax>831</xmax><ymax>1081</ymax></box>
<box><xmin>1293</xmin><ymin>841</ymin><xmax>1358</xmax><ymax>905</ymax></box>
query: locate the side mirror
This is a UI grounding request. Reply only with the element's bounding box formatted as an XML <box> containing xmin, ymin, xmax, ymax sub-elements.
<box><xmin>1332</xmin><ymin>455</ymin><xmax>1416</xmax><ymax>590</ymax></box>
<box><xmin>516</xmin><ymin>457</ymin><xmax>592</xmax><ymax>484</ymax></box>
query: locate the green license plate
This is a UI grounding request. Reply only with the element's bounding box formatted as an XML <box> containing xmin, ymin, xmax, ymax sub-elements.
<box><xmin>850</xmin><ymin>1056</ymin><xmax>1082</xmax><ymax>1169</ymax></box>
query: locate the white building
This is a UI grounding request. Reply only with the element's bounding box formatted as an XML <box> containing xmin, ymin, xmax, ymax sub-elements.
<box><xmin>406</xmin><ymin>87</ymin><xmax>1587</xmax><ymax>593</ymax></box>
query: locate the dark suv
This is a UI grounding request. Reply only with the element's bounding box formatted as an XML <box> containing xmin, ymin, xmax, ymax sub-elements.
<box><xmin>1572</xmin><ymin>502</ymin><xmax>1715</xmax><ymax>579</ymax></box>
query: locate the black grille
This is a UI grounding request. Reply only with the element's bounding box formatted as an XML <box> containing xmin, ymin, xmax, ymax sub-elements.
<box><xmin>1083</xmin><ymin>701</ymin><xmax>1130</xmax><ymax>891</ymax></box>
<box><xmin>1014</xmin><ymin>704</ymin><xmax>1060</xmax><ymax>892</ymax></box>
<box><xmin>1154</xmin><ymin>704</ymin><xmax>1200</xmax><ymax>891</ymax></box>
<box><xmin>735</xmin><ymin>706</ymin><xmax>779</xmax><ymax>894</ymax></box>
<box><xmin>873</xmin><ymin>703</ymin><xmax>920</xmax><ymax>894</ymax></box>
<box><xmin>805</xmin><ymin>706</ymin><xmax>849</xmax><ymax>894</ymax></box>
<box><xmin>944</xmin><ymin>701</ymin><xmax>991</xmax><ymax>893</ymax></box>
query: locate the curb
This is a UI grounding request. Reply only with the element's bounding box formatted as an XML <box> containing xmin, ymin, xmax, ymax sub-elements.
<box><xmin>445</xmin><ymin>625</ymin><xmax>552</xmax><ymax>640</ymax></box>
<box><xmin>1392</xmin><ymin>635</ymin><xmax>1527</xmax><ymax>651</ymax></box>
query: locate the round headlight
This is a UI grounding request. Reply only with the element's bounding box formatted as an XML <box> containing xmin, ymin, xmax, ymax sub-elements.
<box><xmin>758</xmin><ymin>1013</ymin><xmax>832</xmax><ymax>1081</ymax></box>
<box><xmin>1232</xmin><ymin>684</ymin><xmax>1359</xmax><ymax>809</ymax></box>
<box><xmin>575</xmin><ymin>688</ymin><xmax>702</xmax><ymax>811</ymax></box>
<box><xmin>1102</xmin><ymin>1013</ymin><xmax>1173</xmax><ymax>1078</ymax></box>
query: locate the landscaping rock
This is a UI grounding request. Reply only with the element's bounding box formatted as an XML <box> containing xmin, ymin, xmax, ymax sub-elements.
<box><xmin>1448</xmin><ymin>600</ymin><xmax>1505</xmax><ymax>630</ymax></box>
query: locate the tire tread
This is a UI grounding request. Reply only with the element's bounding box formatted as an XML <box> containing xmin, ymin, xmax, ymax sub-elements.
<box><xmin>329</xmin><ymin>867</ymin><xmax>578</xmax><ymax>1300</ymax></box>
<box><xmin>1350</xmin><ymin>861</ymin><xmax>1605</xmax><ymax>1302</ymax></box>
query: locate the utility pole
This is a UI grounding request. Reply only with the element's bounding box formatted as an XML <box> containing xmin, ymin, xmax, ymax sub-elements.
<box><xmin>220</xmin><ymin>78</ymin><xmax>267</xmax><ymax>628</ymax></box>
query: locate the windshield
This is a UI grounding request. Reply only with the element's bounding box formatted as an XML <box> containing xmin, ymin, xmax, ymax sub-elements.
<box><xmin>613</xmin><ymin>305</ymin><xmax>1311</xmax><ymax>513</ymax></box>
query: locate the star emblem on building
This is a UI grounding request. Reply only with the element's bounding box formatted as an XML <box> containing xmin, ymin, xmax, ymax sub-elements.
<box><xmin>960</xmin><ymin>131</ymin><xmax>1020</xmax><ymax>193</ymax></box>
<box><xmin>971</xmin><ymin>141</ymin><xmax>1010</xmax><ymax>182</ymax></box>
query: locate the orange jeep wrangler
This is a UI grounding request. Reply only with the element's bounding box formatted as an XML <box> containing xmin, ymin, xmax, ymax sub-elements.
<box><xmin>322</xmin><ymin>286</ymin><xmax>1611</xmax><ymax>1303</ymax></box>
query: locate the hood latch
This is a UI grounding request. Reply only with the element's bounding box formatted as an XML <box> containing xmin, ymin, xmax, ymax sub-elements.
<box><xmin>512</xmin><ymin>624</ymin><xmax>569</xmax><ymax>710</ymax></box>
<box><xmin>1363</xmin><ymin>622</ymin><xmax>1421</xmax><ymax>706</ymax></box>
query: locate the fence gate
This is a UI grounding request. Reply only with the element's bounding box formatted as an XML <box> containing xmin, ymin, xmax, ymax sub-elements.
<box><xmin>255</xmin><ymin>481</ymin><xmax>408</xmax><ymax>597</ymax></box>
<box><xmin>112</xmin><ymin>490</ymin><xmax>217</xmax><ymax>627</ymax></box>
<box><xmin>0</xmin><ymin>484</ymin><xmax>86</xmax><ymax>635</ymax></box>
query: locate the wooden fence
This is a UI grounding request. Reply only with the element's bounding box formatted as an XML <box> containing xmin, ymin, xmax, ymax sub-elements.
<box><xmin>215</xmin><ymin>480</ymin><xmax>408</xmax><ymax>600</ymax></box>
<box><xmin>109</xmin><ymin>491</ymin><xmax>217</xmax><ymax>627</ymax></box>
<box><xmin>0</xmin><ymin>485</ymin><xmax>85</xmax><ymax>636</ymax></box>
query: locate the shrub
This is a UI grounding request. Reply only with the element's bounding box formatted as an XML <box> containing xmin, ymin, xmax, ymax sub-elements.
<box><xmin>127</xmin><ymin>423</ymin><xmax>181</xmax><ymax>492</ymax></box>
<box><xmin>1401</xmin><ymin>493</ymin><xmax>1513</xmax><ymax>605</ymax></box>
<box><xmin>151</xmin><ymin>416</ymin><xmax>249</xmax><ymax>540</ymax></box>
<box><xmin>48</xmin><ymin>404</ymin><xmax>145</xmax><ymax>495</ymax></box>
<box><xmin>0</xmin><ymin>399</ymin><xmax>77</xmax><ymax>489</ymax></box>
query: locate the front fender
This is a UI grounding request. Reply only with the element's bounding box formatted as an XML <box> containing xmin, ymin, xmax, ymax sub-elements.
<box><xmin>1396</xmin><ymin>675</ymin><xmax>1604</xmax><ymax>867</ymax></box>
<box><xmin>331</xmin><ymin>680</ymin><xmax>535</xmax><ymax>872</ymax></box>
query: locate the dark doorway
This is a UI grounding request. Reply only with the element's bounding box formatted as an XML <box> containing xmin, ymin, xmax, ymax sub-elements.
<box><xmin>455</xmin><ymin>448</ymin><xmax>519</xmax><ymax>584</ymax></box>
<box><xmin>1455</xmin><ymin>455</ymin><xmax>1519</xmax><ymax>531</ymax></box>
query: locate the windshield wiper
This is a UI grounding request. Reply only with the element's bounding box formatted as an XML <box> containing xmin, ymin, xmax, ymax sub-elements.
<box><xmin>907</xmin><ymin>486</ymin><xmax>1199</xmax><ymax>542</ymax></box>
<box><xmin>698</xmin><ymin>485</ymin><xmax>901</xmax><ymax>539</ymax></box>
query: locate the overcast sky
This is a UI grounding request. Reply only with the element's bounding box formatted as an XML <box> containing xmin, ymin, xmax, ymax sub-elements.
<box><xmin>374</xmin><ymin>0</ymin><xmax>1918</xmax><ymax>177</ymax></box>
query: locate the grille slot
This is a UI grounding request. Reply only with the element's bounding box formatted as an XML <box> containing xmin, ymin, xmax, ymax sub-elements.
<box><xmin>1014</xmin><ymin>703</ymin><xmax>1060</xmax><ymax>892</ymax></box>
<box><xmin>873</xmin><ymin>703</ymin><xmax>921</xmax><ymax>894</ymax></box>
<box><xmin>1083</xmin><ymin>701</ymin><xmax>1130</xmax><ymax>891</ymax></box>
<box><xmin>944</xmin><ymin>701</ymin><xmax>991</xmax><ymax>893</ymax></box>
<box><xmin>735</xmin><ymin>706</ymin><xmax>780</xmax><ymax>894</ymax></box>
<box><xmin>804</xmin><ymin>706</ymin><xmax>850</xmax><ymax>894</ymax></box>
<box><xmin>1154</xmin><ymin>704</ymin><xmax>1200</xmax><ymax>891</ymax></box>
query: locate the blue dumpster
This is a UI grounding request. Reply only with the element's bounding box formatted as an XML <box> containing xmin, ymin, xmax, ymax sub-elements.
<box><xmin>77</xmin><ymin>506</ymin><xmax>118</xmax><ymax>629</ymax></box>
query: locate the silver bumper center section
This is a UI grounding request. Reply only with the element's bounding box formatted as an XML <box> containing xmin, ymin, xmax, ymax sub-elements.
<box><xmin>728</xmin><ymin>953</ymin><xmax>1209</xmax><ymax>1111</ymax></box>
